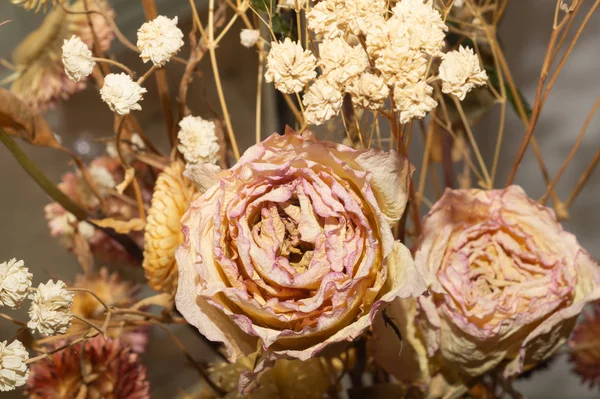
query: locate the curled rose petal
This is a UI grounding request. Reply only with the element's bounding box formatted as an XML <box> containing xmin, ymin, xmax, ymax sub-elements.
<box><xmin>176</xmin><ymin>129</ymin><xmax>423</xmax><ymax>369</ymax></box>
<box><xmin>374</xmin><ymin>186</ymin><xmax>600</xmax><ymax>395</ymax></box>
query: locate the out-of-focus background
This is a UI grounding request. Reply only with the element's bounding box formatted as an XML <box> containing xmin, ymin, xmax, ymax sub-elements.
<box><xmin>0</xmin><ymin>1</ymin><xmax>598</xmax><ymax>397</ymax></box>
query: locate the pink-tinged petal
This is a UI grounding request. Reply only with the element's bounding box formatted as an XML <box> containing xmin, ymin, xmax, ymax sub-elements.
<box><xmin>354</xmin><ymin>148</ymin><xmax>414</xmax><ymax>226</ymax></box>
<box><xmin>184</xmin><ymin>163</ymin><xmax>223</xmax><ymax>193</ymax></box>
<box><xmin>175</xmin><ymin>242</ymin><xmax>257</xmax><ymax>361</ymax></box>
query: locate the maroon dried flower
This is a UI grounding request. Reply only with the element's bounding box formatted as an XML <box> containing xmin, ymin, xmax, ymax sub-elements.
<box><xmin>569</xmin><ymin>302</ymin><xmax>600</xmax><ymax>388</ymax></box>
<box><xmin>25</xmin><ymin>336</ymin><xmax>150</xmax><ymax>398</ymax></box>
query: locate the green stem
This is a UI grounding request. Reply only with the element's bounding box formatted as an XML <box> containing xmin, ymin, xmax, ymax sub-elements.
<box><xmin>0</xmin><ymin>128</ymin><xmax>89</xmax><ymax>220</ymax></box>
<box><xmin>0</xmin><ymin>128</ymin><xmax>144</xmax><ymax>264</ymax></box>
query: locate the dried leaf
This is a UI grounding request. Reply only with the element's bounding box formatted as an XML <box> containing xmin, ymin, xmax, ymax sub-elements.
<box><xmin>91</xmin><ymin>217</ymin><xmax>145</xmax><ymax>234</ymax></box>
<box><xmin>116</xmin><ymin>167</ymin><xmax>135</xmax><ymax>194</ymax></box>
<box><xmin>131</xmin><ymin>293</ymin><xmax>174</xmax><ymax>310</ymax></box>
<box><xmin>0</xmin><ymin>87</ymin><xmax>60</xmax><ymax>148</ymax></box>
<box><xmin>73</xmin><ymin>232</ymin><xmax>94</xmax><ymax>275</ymax></box>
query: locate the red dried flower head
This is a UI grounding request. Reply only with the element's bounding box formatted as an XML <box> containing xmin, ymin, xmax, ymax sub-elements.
<box><xmin>569</xmin><ymin>303</ymin><xmax>600</xmax><ymax>388</ymax></box>
<box><xmin>25</xmin><ymin>336</ymin><xmax>150</xmax><ymax>398</ymax></box>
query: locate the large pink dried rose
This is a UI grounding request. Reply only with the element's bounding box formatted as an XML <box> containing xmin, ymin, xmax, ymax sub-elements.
<box><xmin>375</xmin><ymin>186</ymin><xmax>600</xmax><ymax>395</ymax></box>
<box><xmin>176</xmin><ymin>129</ymin><xmax>425</xmax><ymax>364</ymax></box>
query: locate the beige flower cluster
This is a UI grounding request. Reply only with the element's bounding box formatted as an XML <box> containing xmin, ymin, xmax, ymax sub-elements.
<box><xmin>0</xmin><ymin>258</ymin><xmax>78</xmax><ymax>391</ymax></box>
<box><xmin>264</xmin><ymin>0</ymin><xmax>488</xmax><ymax>126</ymax></box>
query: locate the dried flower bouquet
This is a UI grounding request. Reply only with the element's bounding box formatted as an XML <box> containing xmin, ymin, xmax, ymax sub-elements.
<box><xmin>0</xmin><ymin>0</ymin><xmax>598</xmax><ymax>398</ymax></box>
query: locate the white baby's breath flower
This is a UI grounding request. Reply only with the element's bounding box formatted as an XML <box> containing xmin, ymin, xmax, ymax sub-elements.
<box><xmin>28</xmin><ymin>280</ymin><xmax>74</xmax><ymax>336</ymax></box>
<box><xmin>393</xmin><ymin>80</ymin><xmax>438</xmax><ymax>124</ymax></box>
<box><xmin>240</xmin><ymin>29</ymin><xmax>260</xmax><ymax>48</ymax></box>
<box><xmin>77</xmin><ymin>221</ymin><xmax>96</xmax><ymax>241</ymax></box>
<box><xmin>177</xmin><ymin>116</ymin><xmax>220</xmax><ymax>165</ymax></box>
<box><xmin>100</xmin><ymin>73</ymin><xmax>147</xmax><ymax>115</ymax></box>
<box><xmin>453</xmin><ymin>0</ymin><xmax>464</xmax><ymax>7</ymax></box>
<box><xmin>365</xmin><ymin>18</ymin><xmax>394</xmax><ymax>59</ymax></box>
<box><xmin>340</xmin><ymin>0</ymin><xmax>387</xmax><ymax>36</ymax></box>
<box><xmin>347</xmin><ymin>73</ymin><xmax>389</xmax><ymax>110</ymax></box>
<box><xmin>0</xmin><ymin>340</ymin><xmax>29</xmax><ymax>392</ymax></box>
<box><xmin>88</xmin><ymin>165</ymin><xmax>116</xmax><ymax>190</ymax></box>
<box><xmin>265</xmin><ymin>38</ymin><xmax>317</xmax><ymax>93</ymax></box>
<box><xmin>0</xmin><ymin>259</ymin><xmax>32</xmax><ymax>309</ymax></box>
<box><xmin>319</xmin><ymin>38</ymin><xmax>368</xmax><ymax>89</ymax></box>
<box><xmin>375</xmin><ymin>46</ymin><xmax>427</xmax><ymax>86</ymax></box>
<box><xmin>61</xmin><ymin>35</ymin><xmax>95</xmax><ymax>82</ymax></box>
<box><xmin>391</xmin><ymin>0</ymin><xmax>448</xmax><ymax>55</ymax></box>
<box><xmin>439</xmin><ymin>46</ymin><xmax>488</xmax><ymax>100</ymax></box>
<box><xmin>302</xmin><ymin>78</ymin><xmax>343</xmax><ymax>125</ymax></box>
<box><xmin>307</xmin><ymin>0</ymin><xmax>343</xmax><ymax>40</ymax></box>
<box><xmin>137</xmin><ymin>15</ymin><xmax>184</xmax><ymax>67</ymax></box>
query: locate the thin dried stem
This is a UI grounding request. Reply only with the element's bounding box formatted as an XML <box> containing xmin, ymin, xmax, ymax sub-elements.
<box><xmin>208</xmin><ymin>0</ymin><xmax>241</xmax><ymax>160</ymax></box>
<box><xmin>506</xmin><ymin>6</ymin><xmax>583</xmax><ymax>185</ymax></box>
<box><xmin>68</xmin><ymin>288</ymin><xmax>110</xmax><ymax>311</ymax></box>
<box><xmin>451</xmin><ymin>96</ymin><xmax>491</xmax><ymax>188</ymax></box>
<box><xmin>566</xmin><ymin>150</ymin><xmax>599</xmax><ymax>208</ymax></box>
<box><xmin>0</xmin><ymin>313</ymin><xmax>27</xmax><ymax>327</ymax></box>
<box><xmin>92</xmin><ymin>57</ymin><xmax>134</xmax><ymax>76</ymax></box>
<box><xmin>540</xmin><ymin>95</ymin><xmax>600</xmax><ymax>204</ymax></box>
<box><xmin>153</xmin><ymin>321</ymin><xmax>226</xmax><ymax>396</ymax></box>
<box><xmin>141</xmin><ymin>0</ymin><xmax>177</xmax><ymax>147</ymax></box>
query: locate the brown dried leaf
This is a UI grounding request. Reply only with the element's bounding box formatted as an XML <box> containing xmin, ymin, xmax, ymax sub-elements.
<box><xmin>91</xmin><ymin>217</ymin><xmax>145</xmax><ymax>234</ymax></box>
<box><xmin>116</xmin><ymin>167</ymin><xmax>135</xmax><ymax>194</ymax></box>
<box><xmin>131</xmin><ymin>293</ymin><xmax>174</xmax><ymax>310</ymax></box>
<box><xmin>73</xmin><ymin>232</ymin><xmax>94</xmax><ymax>275</ymax></box>
<box><xmin>0</xmin><ymin>87</ymin><xmax>60</xmax><ymax>148</ymax></box>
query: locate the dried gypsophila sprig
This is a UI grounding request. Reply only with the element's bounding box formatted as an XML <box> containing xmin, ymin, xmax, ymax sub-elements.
<box><xmin>265</xmin><ymin>0</ymin><xmax>488</xmax><ymax>128</ymax></box>
<box><xmin>0</xmin><ymin>340</ymin><xmax>29</xmax><ymax>392</ymax></box>
<box><xmin>28</xmin><ymin>280</ymin><xmax>74</xmax><ymax>336</ymax></box>
<box><xmin>10</xmin><ymin>0</ymin><xmax>115</xmax><ymax>110</ymax></box>
<box><xmin>137</xmin><ymin>15</ymin><xmax>184</xmax><ymax>67</ymax></box>
<box><xmin>0</xmin><ymin>259</ymin><xmax>32</xmax><ymax>309</ymax></box>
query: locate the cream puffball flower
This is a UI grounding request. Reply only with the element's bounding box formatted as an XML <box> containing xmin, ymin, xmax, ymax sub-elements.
<box><xmin>393</xmin><ymin>80</ymin><xmax>438</xmax><ymax>124</ymax></box>
<box><xmin>391</xmin><ymin>0</ymin><xmax>448</xmax><ymax>55</ymax></box>
<box><xmin>319</xmin><ymin>38</ymin><xmax>368</xmax><ymax>89</ymax></box>
<box><xmin>439</xmin><ymin>46</ymin><xmax>488</xmax><ymax>100</ymax></box>
<box><xmin>265</xmin><ymin>38</ymin><xmax>317</xmax><ymax>93</ymax></box>
<box><xmin>302</xmin><ymin>78</ymin><xmax>343</xmax><ymax>125</ymax></box>
<box><xmin>177</xmin><ymin>115</ymin><xmax>220</xmax><ymax>165</ymax></box>
<box><xmin>89</xmin><ymin>165</ymin><xmax>116</xmax><ymax>190</ymax></box>
<box><xmin>100</xmin><ymin>73</ymin><xmax>147</xmax><ymax>115</ymax></box>
<box><xmin>0</xmin><ymin>259</ymin><xmax>32</xmax><ymax>309</ymax></box>
<box><xmin>375</xmin><ymin>47</ymin><xmax>427</xmax><ymax>87</ymax></box>
<box><xmin>28</xmin><ymin>280</ymin><xmax>74</xmax><ymax>336</ymax></box>
<box><xmin>137</xmin><ymin>15</ymin><xmax>184</xmax><ymax>67</ymax></box>
<box><xmin>347</xmin><ymin>73</ymin><xmax>389</xmax><ymax>111</ymax></box>
<box><xmin>306</xmin><ymin>0</ymin><xmax>342</xmax><ymax>40</ymax></box>
<box><xmin>61</xmin><ymin>35</ymin><xmax>95</xmax><ymax>82</ymax></box>
<box><xmin>240</xmin><ymin>29</ymin><xmax>260</xmax><ymax>48</ymax></box>
<box><xmin>0</xmin><ymin>340</ymin><xmax>29</xmax><ymax>392</ymax></box>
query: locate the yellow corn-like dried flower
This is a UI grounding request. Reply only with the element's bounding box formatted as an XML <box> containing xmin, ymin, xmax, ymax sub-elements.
<box><xmin>143</xmin><ymin>160</ymin><xmax>197</xmax><ymax>295</ymax></box>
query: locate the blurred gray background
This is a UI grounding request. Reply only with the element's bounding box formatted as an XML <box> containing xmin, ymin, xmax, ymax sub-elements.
<box><xmin>0</xmin><ymin>0</ymin><xmax>598</xmax><ymax>397</ymax></box>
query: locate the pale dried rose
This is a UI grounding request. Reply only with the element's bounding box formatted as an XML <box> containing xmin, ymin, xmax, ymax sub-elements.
<box><xmin>375</xmin><ymin>186</ymin><xmax>600</xmax><ymax>394</ymax></box>
<box><xmin>176</xmin><ymin>129</ymin><xmax>424</xmax><ymax>369</ymax></box>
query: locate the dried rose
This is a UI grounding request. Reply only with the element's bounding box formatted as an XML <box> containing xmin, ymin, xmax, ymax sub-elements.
<box><xmin>176</xmin><ymin>129</ymin><xmax>424</xmax><ymax>365</ymax></box>
<box><xmin>375</xmin><ymin>186</ymin><xmax>600</xmax><ymax>394</ymax></box>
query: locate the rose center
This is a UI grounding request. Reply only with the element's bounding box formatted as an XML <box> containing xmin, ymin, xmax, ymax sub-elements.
<box><xmin>251</xmin><ymin>199</ymin><xmax>316</xmax><ymax>275</ymax></box>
